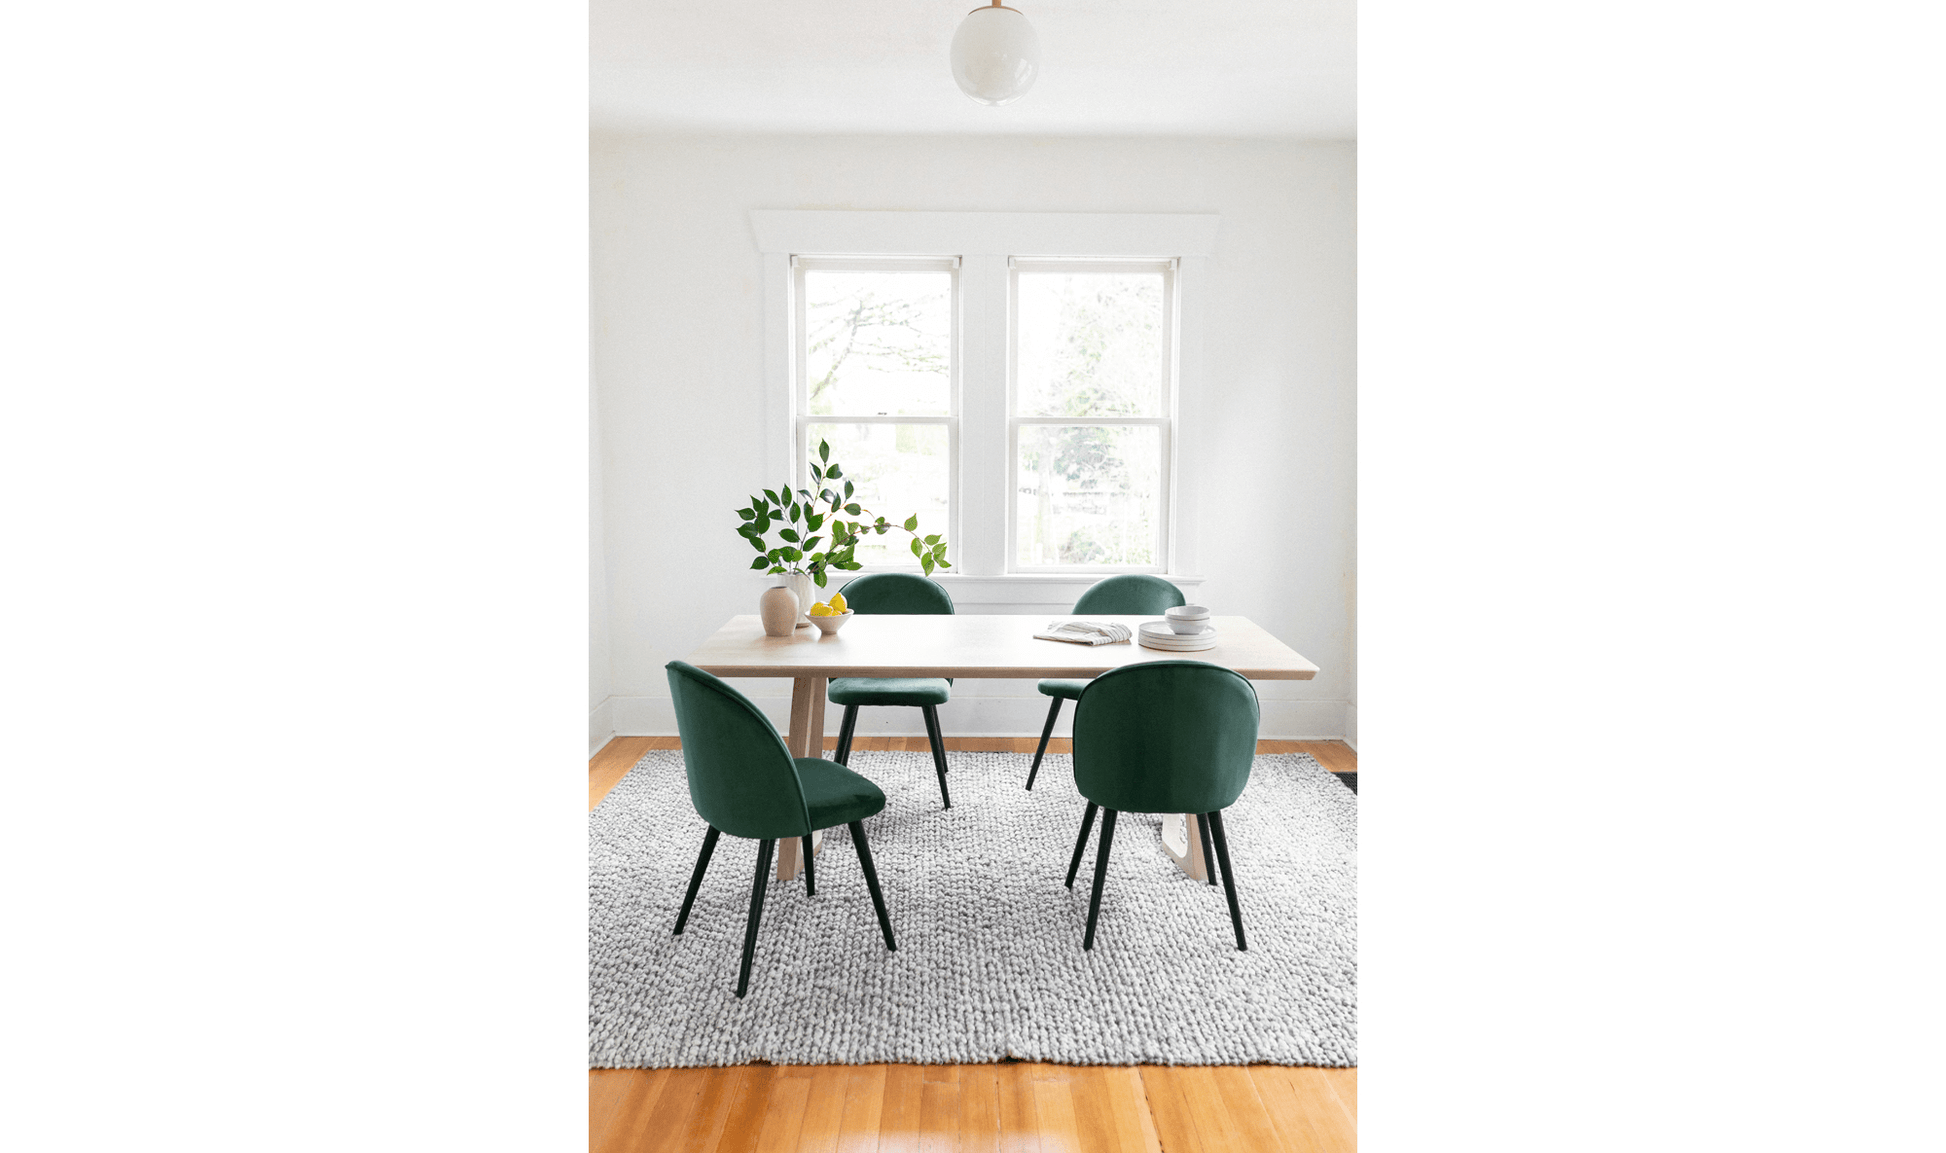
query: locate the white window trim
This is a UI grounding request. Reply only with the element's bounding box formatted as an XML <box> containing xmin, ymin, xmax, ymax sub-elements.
<box><xmin>754</xmin><ymin>210</ymin><xmax>1218</xmax><ymax>591</ymax></box>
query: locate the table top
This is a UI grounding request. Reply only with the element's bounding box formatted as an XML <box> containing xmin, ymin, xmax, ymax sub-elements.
<box><xmin>686</xmin><ymin>614</ymin><xmax>1319</xmax><ymax>681</ymax></box>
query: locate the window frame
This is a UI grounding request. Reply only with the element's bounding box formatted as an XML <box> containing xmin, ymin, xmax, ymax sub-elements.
<box><xmin>1006</xmin><ymin>257</ymin><xmax>1178</xmax><ymax>575</ymax></box>
<box><xmin>753</xmin><ymin>210</ymin><xmax>1219</xmax><ymax>589</ymax></box>
<box><xmin>790</xmin><ymin>255</ymin><xmax>962</xmax><ymax>573</ymax></box>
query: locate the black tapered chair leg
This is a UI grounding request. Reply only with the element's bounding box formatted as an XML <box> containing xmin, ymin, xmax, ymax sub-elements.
<box><xmin>1065</xmin><ymin>802</ymin><xmax>1099</xmax><ymax>889</ymax></box>
<box><xmin>1083</xmin><ymin>808</ymin><xmax>1118</xmax><ymax>951</ymax></box>
<box><xmin>736</xmin><ymin>839</ymin><xmax>775</xmax><ymax>998</ymax></box>
<box><xmin>1025</xmin><ymin>698</ymin><xmax>1063</xmax><ymax>790</ymax></box>
<box><xmin>802</xmin><ymin>834</ymin><xmax>816</xmax><ymax>897</ymax></box>
<box><xmin>1196</xmin><ymin>813</ymin><xmax>1219</xmax><ymax>888</ymax></box>
<box><xmin>920</xmin><ymin>705</ymin><xmax>952</xmax><ymax>809</ymax></box>
<box><xmin>847</xmin><ymin>820</ymin><xmax>897</xmax><ymax>951</ymax></box>
<box><xmin>673</xmin><ymin>826</ymin><xmax>721</xmax><ymax>935</ymax></box>
<box><xmin>834</xmin><ymin>705</ymin><xmax>859</xmax><ymax>765</ymax></box>
<box><xmin>1207</xmin><ymin>809</ymin><xmax>1246</xmax><ymax>951</ymax></box>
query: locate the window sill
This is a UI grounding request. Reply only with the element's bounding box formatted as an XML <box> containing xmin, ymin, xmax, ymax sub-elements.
<box><xmin>745</xmin><ymin>570</ymin><xmax>1205</xmax><ymax>608</ymax></box>
<box><xmin>931</xmin><ymin>572</ymin><xmax>1206</xmax><ymax>587</ymax></box>
<box><xmin>746</xmin><ymin>570</ymin><xmax>1203</xmax><ymax>584</ymax></box>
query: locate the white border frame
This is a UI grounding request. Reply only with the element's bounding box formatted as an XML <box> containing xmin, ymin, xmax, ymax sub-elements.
<box><xmin>752</xmin><ymin>211</ymin><xmax>1219</xmax><ymax>260</ymax></box>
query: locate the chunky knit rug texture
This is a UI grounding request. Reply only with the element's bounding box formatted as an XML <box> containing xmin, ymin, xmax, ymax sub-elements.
<box><xmin>588</xmin><ymin>749</ymin><xmax>1357</xmax><ymax>1068</ymax></box>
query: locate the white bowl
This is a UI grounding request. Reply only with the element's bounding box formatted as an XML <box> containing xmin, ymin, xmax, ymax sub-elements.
<box><xmin>809</xmin><ymin>610</ymin><xmax>853</xmax><ymax>636</ymax></box>
<box><xmin>1165</xmin><ymin>605</ymin><xmax>1210</xmax><ymax>633</ymax></box>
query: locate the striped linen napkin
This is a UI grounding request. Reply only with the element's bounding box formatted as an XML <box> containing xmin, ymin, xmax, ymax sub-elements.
<box><xmin>1033</xmin><ymin>620</ymin><xmax>1133</xmax><ymax>645</ymax></box>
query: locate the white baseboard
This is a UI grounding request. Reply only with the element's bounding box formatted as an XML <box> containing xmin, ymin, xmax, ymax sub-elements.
<box><xmin>606</xmin><ymin>689</ymin><xmax>1352</xmax><ymax>742</ymax></box>
<box><xmin>589</xmin><ymin>696</ymin><xmax>616</xmax><ymax>758</ymax></box>
<box><xmin>1344</xmin><ymin>702</ymin><xmax>1356</xmax><ymax>751</ymax></box>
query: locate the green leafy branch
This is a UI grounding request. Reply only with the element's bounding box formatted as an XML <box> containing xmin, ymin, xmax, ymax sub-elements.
<box><xmin>734</xmin><ymin>439</ymin><xmax>952</xmax><ymax>587</ymax></box>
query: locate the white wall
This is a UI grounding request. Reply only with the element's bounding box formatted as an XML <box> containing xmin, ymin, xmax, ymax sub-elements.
<box><xmin>590</xmin><ymin>368</ymin><xmax>614</xmax><ymax>753</ymax></box>
<box><xmin>590</xmin><ymin>134</ymin><xmax>1354</xmax><ymax>744</ymax></box>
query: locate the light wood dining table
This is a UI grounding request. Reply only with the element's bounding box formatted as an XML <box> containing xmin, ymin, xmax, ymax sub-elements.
<box><xmin>684</xmin><ymin>614</ymin><xmax>1320</xmax><ymax>881</ymax></box>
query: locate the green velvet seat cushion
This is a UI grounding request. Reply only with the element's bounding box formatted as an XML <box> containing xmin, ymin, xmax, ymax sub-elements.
<box><xmin>1037</xmin><ymin>678</ymin><xmax>1090</xmax><ymax>700</ymax></box>
<box><xmin>828</xmin><ymin>676</ymin><xmax>951</xmax><ymax>707</ymax></box>
<box><xmin>794</xmin><ymin>756</ymin><xmax>887</xmax><ymax>828</ymax></box>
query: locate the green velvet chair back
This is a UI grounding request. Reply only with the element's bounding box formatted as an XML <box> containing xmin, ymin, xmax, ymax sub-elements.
<box><xmin>1071</xmin><ymin>574</ymin><xmax>1187</xmax><ymax>616</ymax></box>
<box><xmin>1071</xmin><ymin>660</ymin><xmax>1260</xmax><ymax>815</ymax></box>
<box><xmin>838</xmin><ymin>572</ymin><xmax>955</xmax><ymax>616</ymax></box>
<box><xmin>665</xmin><ymin>660</ymin><xmax>813</xmax><ymax>840</ymax></box>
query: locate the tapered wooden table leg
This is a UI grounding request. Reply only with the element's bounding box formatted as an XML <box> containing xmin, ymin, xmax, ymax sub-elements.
<box><xmin>805</xmin><ymin>677</ymin><xmax>826</xmax><ymax>759</ymax></box>
<box><xmin>1159</xmin><ymin>812</ymin><xmax>1210</xmax><ymax>882</ymax></box>
<box><xmin>775</xmin><ymin>675</ymin><xmax>827</xmax><ymax>881</ymax></box>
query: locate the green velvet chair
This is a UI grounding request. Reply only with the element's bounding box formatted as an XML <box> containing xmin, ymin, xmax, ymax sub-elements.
<box><xmin>1025</xmin><ymin>574</ymin><xmax>1187</xmax><ymax>790</ymax></box>
<box><xmin>828</xmin><ymin>572</ymin><xmax>957</xmax><ymax>809</ymax></box>
<box><xmin>1064</xmin><ymin>660</ymin><xmax>1259</xmax><ymax>952</ymax></box>
<box><xmin>665</xmin><ymin>660</ymin><xmax>897</xmax><ymax>998</ymax></box>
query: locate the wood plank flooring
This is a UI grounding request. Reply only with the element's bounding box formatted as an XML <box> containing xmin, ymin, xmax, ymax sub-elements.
<box><xmin>589</xmin><ymin>734</ymin><xmax>1358</xmax><ymax>1152</ymax></box>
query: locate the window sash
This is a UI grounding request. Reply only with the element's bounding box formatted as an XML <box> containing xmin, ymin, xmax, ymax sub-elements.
<box><xmin>792</xmin><ymin>256</ymin><xmax>961</xmax><ymax>571</ymax></box>
<box><xmin>1008</xmin><ymin>420</ymin><xmax>1172</xmax><ymax>573</ymax></box>
<box><xmin>1006</xmin><ymin>258</ymin><xmax>1178</xmax><ymax>574</ymax></box>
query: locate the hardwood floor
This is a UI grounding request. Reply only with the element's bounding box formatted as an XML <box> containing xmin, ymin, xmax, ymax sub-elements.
<box><xmin>588</xmin><ymin>734</ymin><xmax>1359</xmax><ymax>1152</ymax></box>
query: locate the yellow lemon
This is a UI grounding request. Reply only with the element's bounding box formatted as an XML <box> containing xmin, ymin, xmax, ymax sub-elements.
<box><xmin>830</xmin><ymin>592</ymin><xmax>847</xmax><ymax>614</ymax></box>
<box><xmin>808</xmin><ymin>602</ymin><xmax>834</xmax><ymax>617</ymax></box>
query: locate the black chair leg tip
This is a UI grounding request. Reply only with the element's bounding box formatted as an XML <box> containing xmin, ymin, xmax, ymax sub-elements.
<box><xmin>1081</xmin><ymin>809</ymin><xmax>1116</xmax><ymax>954</ymax></box>
<box><xmin>848</xmin><ymin>819</ymin><xmax>898</xmax><ymax>954</ymax></box>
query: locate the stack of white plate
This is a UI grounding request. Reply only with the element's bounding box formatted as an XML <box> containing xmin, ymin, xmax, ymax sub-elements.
<box><xmin>1138</xmin><ymin>620</ymin><xmax>1217</xmax><ymax>651</ymax></box>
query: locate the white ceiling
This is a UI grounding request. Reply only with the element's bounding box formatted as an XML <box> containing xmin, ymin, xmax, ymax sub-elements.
<box><xmin>592</xmin><ymin>0</ymin><xmax>1355</xmax><ymax>138</ymax></box>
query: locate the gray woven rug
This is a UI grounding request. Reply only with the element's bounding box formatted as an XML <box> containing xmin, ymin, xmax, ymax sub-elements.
<box><xmin>588</xmin><ymin>749</ymin><xmax>1356</xmax><ymax>1068</ymax></box>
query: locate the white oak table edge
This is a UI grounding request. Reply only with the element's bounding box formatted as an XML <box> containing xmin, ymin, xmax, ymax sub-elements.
<box><xmin>685</xmin><ymin>614</ymin><xmax>1320</xmax><ymax>681</ymax></box>
<box><xmin>678</xmin><ymin>613</ymin><xmax>1321</xmax><ymax>882</ymax></box>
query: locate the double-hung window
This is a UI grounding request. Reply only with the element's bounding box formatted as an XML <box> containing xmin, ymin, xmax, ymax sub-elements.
<box><xmin>760</xmin><ymin>211</ymin><xmax>1215</xmax><ymax>583</ymax></box>
<box><xmin>793</xmin><ymin>257</ymin><xmax>958</xmax><ymax>567</ymax></box>
<box><xmin>1010</xmin><ymin>259</ymin><xmax>1174</xmax><ymax>571</ymax></box>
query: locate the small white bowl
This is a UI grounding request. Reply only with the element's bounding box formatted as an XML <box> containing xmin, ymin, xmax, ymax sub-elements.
<box><xmin>1159</xmin><ymin>607</ymin><xmax>1206</xmax><ymax>634</ymax></box>
<box><xmin>809</xmin><ymin>610</ymin><xmax>854</xmax><ymax>636</ymax></box>
<box><xmin>1165</xmin><ymin>605</ymin><xmax>1210</xmax><ymax>633</ymax></box>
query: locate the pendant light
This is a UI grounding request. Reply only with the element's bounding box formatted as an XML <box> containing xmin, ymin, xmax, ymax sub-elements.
<box><xmin>949</xmin><ymin>1</ymin><xmax>1041</xmax><ymax>106</ymax></box>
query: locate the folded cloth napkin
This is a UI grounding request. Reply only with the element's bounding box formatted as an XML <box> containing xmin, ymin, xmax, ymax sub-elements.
<box><xmin>1034</xmin><ymin>620</ymin><xmax>1133</xmax><ymax>645</ymax></box>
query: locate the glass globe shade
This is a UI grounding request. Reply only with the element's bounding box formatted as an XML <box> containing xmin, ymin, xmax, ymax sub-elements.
<box><xmin>949</xmin><ymin>5</ymin><xmax>1041</xmax><ymax>106</ymax></box>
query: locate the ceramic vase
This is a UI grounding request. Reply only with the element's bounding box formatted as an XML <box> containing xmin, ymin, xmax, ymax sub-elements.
<box><xmin>783</xmin><ymin>572</ymin><xmax>814</xmax><ymax>628</ymax></box>
<box><xmin>759</xmin><ymin>585</ymin><xmax>798</xmax><ymax>637</ymax></box>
